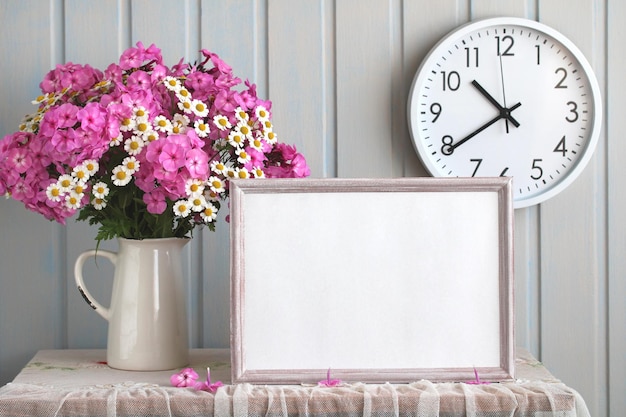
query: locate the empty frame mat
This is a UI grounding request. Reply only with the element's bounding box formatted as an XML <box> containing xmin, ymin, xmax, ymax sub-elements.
<box><xmin>230</xmin><ymin>177</ymin><xmax>514</xmax><ymax>384</ymax></box>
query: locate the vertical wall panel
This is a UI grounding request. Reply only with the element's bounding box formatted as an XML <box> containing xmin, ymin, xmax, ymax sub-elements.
<box><xmin>538</xmin><ymin>1</ymin><xmax>608</xmax><ymax>416</ymax></box>
<box><xmin>403</xmin><ymin>0</ymin><xmax>467</xmax><ymax>178</ymax></box>
<box><xmin>0</xmin><ymin>0</ymin><xmax>65</xmax><ymax>386</ymax></box>
<box><xmin>335</xmin><ymin>0</ymin><xmax>397</xmax><ymax>177</ymax></box>
<box><xmin>607</xmin><ymin>1</ymin><xmax>626</xmax><ymax>416</ymax></box>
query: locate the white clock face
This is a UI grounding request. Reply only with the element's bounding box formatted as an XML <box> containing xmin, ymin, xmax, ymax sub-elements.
<box><xmin>408</xmin><ymin>17</ymin><xmax>602</xmax><ymax>208</ymax></box>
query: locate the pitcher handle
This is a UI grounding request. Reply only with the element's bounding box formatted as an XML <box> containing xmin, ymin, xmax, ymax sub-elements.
<box><xmin>74</xmin><ymin>250</ymin><xmax>117</xmax><ymax>321</ymax></box>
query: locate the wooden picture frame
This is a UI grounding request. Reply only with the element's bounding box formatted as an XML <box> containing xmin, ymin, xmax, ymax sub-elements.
<box><xmin>229</xmin><ymin>177</ymin><xmax>514</xmax><ymax>384</ymax></box>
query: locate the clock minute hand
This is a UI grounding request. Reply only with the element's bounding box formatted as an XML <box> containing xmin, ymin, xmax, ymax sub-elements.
<box><xmin>442</xmin><ymin>101</ymin><xmax>522</xmax><ymax>155</ymax></box>
<box><xmin>471</xmin><ymin>80</ymin><xmax>521</xmax><ymax>128</ymax></box>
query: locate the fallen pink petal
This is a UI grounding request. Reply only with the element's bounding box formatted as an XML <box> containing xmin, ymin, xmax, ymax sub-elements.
<box><xmin>318</xmin><ymin>368</ymin><xmax>342</xmax><ymax>387</ymax></box>
<box><xmin>465</xmin><ymin>368</ymin><xmax>490</xmax><ymax>385</ymax></box>
<box><xmin>170</xmin><ymin>367</ymin><xmax>199</xmax><ymax>388</ymax></box>
<box><xmin>195</xmin><ymin>367</ymin><xmax>224</xmax><ymax>393</ymax></box>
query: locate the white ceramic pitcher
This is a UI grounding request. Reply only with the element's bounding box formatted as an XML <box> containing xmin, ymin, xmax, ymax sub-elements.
<box><xmin>74</xmin><ymin>237</ymin><xmax>190</xmax><ymax>371</ymax></box>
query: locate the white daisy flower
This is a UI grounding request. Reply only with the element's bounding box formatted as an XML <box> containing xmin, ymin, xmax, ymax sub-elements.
<box><xmin>134</xmin><ymin>119</ymin><xmax>151</xmax><ymax>135</ymax></box>
<box><xmin>111</xmin><ymin>165</ymin><xmax>132</xmax><ymax>186</ymax></box>
<box><xmin>121</xmin><ymin>156</ymin><xmax>140</xmax><ymax>174</ymax></box>
<box><xmin>213</xmin><ymin>114</ymin><xmax>231</xmax><ymax>131</ymax></box>
<box><xmin>251</xmin><ymin>167</ymin><xmax>265</xmax><ymax>178</ymax></box>
<box><xmin>189</xmin><ymin>194</ymin><xmax>208</xmax><ymax>212</ymax></box>
<box><xmin>263</xmin><ymin>129</ymin><xmax>278</xmax><ymax>144</ymax></box>
<box><xmin>191</xmin><ymin>99</ymin><xmax>209</xmax><ymax>118</ymax></box>
<box><xmin>57</xmin><ymin>174</ymin><xmax>74</xmax><ymax>193</ymax></box>
<box><xmin>227</xmin><ymin>131</ymin><xmax>245</xmax><ymax>148</ymax></box>
<box><xmin>153</xmin><ymin>115</ymin><xmax>173</xmax><ymax>133</ymax></box>
<box><xmin>72</xmin><ymin>164</ymin><xmax>90</xmax><ymax>182</ymax></box>
<box><xmin>249</xmin><ymin>137</ymin><xmax>264</xmax><ymax>151</ymax></box>
<box><xmin>92</xmin><ymin>197</ymin><xmax>107</xmax><ymax>210</ymax></box>
<box><xmin>194</xmin><ymin>119</ymin><xmax>210</xmax><ymax>138</ymax></box>
<box><xmin>210</xmin><ymin>160</ymin><xmax>227</xmax><ymax>175</ymax></box>
<box><xmin>119</xmin><ymin>117</ymin><xmax>136</xmax><ymax>132</ymax></box>
<box><xmin>235</xmin><ymin>148</ymin><xmax>251</xmax><ymax>165</ymax></box>
<box><xmin>46</xmin><ymin>182</ymin><xmax>63</xmax><ymax>202</ymax></box>
<box><xmin>65</xmin><ymin>192</ymin><xmax>82</xmax><ymax>210</ymax></box>
<box><xmin>235</xmin><ymin>122</ymin><xmax>253</xmax><ymax>140</ymax></box>
<box><xmin>224</xmin><ymin>167</ymin><xmax>237</xmax><ymax>180</ymax></box>
<box><xmin>234</xmin><ymin>107</ymin><xmax>249</xmax><ymax>123</ymax></box>
<box><xmin>255</xmin><ymin>105</ymin><xmax>270</xmax><ymax>121</ymax></box>
<box><xmin>83</xmin><ymin>160</ymin><xmax>99</xmax><ymax>176</ymax></box>
<box><xmin>177</xmin><ymin>99</ymin><xmax>193</xmax><ymax>114</ymax></box>
<box><xmin>208</xmin><ymin>176</ymin><xmax>226</xmax><ymax>194</ymax></box>
<box><xmin>235</xmin><ymin>167</ymin><xmax>250</xmax><ymax>179</ymax></box>
<box><xmin>185</xmin><ymin>179</ymin><xmax>205</xmax><ymax>197</ymax></box>
<box><xmin>72</xmin><ymin>181</ymin><xmax>87</xmax><ymax>197</ymax></box>
<box><xmin>163</xmin><ymin>76</ymin><xmax>181</xmax><ymax>92</ymax></box>
<box><xmin>110</xmin><ymin>133</ymin><xmax>123</xmax><ymax>147</ymax></box>
<box><xmin>200</xmin><ymin>202</ymin><xmax>218</xmax><ymax>223</ymax></box>
<box><xmin>124</xmin><ymin>136</ymin><xmax>145</xmax><ymax>156</ymax></box>
<box><xmin>92</xmin><ymin>182</ymin><xmax>110</xmax><ymax>199</ymax></box>
<box><xmin>133</xmin><ymin>106</ymin><xmax>149</xmax><ymax>121</ymax></box>
<box><xmin>173</xmin><ymin>200</ymin><xmax>191</xmax><ymax>217</ymax></box>
<box><xmin>143</xmin><ymin>129</ymin><xmax>160</xmax><ymax>143</ymax></box>
<box><xmin>176</xmin><ymin>87</ymin><xmax>191</xmax><ymax>101</ymax></box>
<box><xmin>173</xmin><ymin>113</ymin><xmax>190</xmax><ymax>126</ymax></box>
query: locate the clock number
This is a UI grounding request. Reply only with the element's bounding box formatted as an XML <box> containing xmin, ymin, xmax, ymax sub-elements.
<box><xmin>535</xmin><ymin>45</ymin><xmax>541</xmax><ymax>65</ymax></box>
<box><xmin>496</xmin><ymin>35</ymin><xmax>514</xmax><ymax>56</ymax></box>
<box><xmin>441</xmin><ymin>135</ymin><xmax>454</xmax><ymax>155</ymax></box>
<box><xmin>441</xmin><ymin>71</ymin><xmax>460</xmax><ymax>91</ymax></box>
<box><xmin>565</xmin><ymin>101</ymin><xmax>579</xmax><ymax>122</ymax></box>
<box><xmin>531</xmin><ymin>159</ymin><xmax>543</xmax><ymax>180</ymax></box>
<box><xmin>554</xmin><ymin>135</ymin><xmax>568</xmax><ymax>156</ymax></box>
<box><xmin>465</xmin><ymin>47</ymin><xmax>479</xmax><ymax>67</ymax></box>
<box><xmin>430</xmin><ymin>102</ymin><xmax>442</xmax><ymax>122</ymax></box>
<box><xmin>555</xmin><ymin>67</ymin><xmax>568</xmax><ymax>88</ymax></box>
<box><xmin>470</xmin><ymin>158</ymin><xmax>482</xmax><ymax>176</ymax></box>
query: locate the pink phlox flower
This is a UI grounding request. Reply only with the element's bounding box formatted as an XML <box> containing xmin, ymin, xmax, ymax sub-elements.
<box><xmin>318</xmin><ymin>368</ymin><xmax>342</xmax><ymax>387</ymax></box>
<box><xmin>195</xmin><ymin>367</ymin><xmax>223</xmax><ymax>393</ymax></box>
<box><xmin>185</xmin><ymin>148</ymin><xmax>209</xmax><ymax>179</ymax></box>
<box><xmin>243</xmin><ymin>147</ymin><xmax>267</xmax><ymax>171</ymax></box>
<box><xmin>185</xmin><ymin>71</ymin><xmax>215</xmax><ymax>101</ymax></box>
<box><xmin>50</xmin><ymin>128</ymin><xmax>78</xmax><ymax>154</ymax></box>
<box><xmin>465</xmin><ymin>368</ymin><xmax>490</xmax><ymax>385</ymax></box>
<box><xmin>77</xmin><ymin>102</ymin><xmax>107</xmax><ymax>132</ymax></box>
<box><xmin>7</xmin><ymin>148</ymin><xmax>32</xmax><ymax>174</ymax></box>
<box><xmin>143</xmin><ymin>189</ymin><xmax>168</xmax><ymax>215</ymax></box>
<box><xmin>53</xmin><ymin>103</ymin><xmax>80</xmax><ymax>129</ymax></box>
<box><xmin>126</xmin><ymin>70</ymin><xmax>153</xmax><ymax>92</ymax></box>
<box><xmin>159</xmin><ymin>141</ymin><xmax>187</xmax><ymax>172</ymax></box>
<box><xmin>170</xmin><ymin>367</ymin><xmax>199</xmax><ymax>388</ymax></box>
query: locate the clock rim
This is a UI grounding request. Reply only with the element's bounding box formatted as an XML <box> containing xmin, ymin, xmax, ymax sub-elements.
<box><xmin>406</xmin><ymin>16</ymin><xmax>603</xmax><ymax>209</ymax></box>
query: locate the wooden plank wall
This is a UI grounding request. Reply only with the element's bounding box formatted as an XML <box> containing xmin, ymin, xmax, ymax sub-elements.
<box><xmin>0</xmin><ymin>1</ymin><xmax>622</xmax><ymax>415</ymax></box>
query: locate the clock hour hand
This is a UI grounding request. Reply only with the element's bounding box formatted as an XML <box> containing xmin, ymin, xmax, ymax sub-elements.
<box><xmin>442</xmin><ymin>101</ymin><xmax>522</xmax><ymax>155</ymax></box>
<box><xmin>471</xmin><ymin>80</ymin><xmax>521</xmax><ymax>128</ymax></box>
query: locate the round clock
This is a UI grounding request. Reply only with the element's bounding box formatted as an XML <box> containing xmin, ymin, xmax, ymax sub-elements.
<box><xmin>407</xmin><ymin>17</ymin><xmax>602</xmax><ymax>208</ymax></box>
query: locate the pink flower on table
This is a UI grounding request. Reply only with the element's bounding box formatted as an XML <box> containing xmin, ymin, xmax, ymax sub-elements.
<box><xmin>318</xmin><ymin>369</ymin><xmax>342</xmax><ymax>387</ymax></box>
<box><xmin>195</xmin><ymin>367</ymin><xmax>223</xmax><ymax>393</ymax></box>
<box><xmin>170</xmin><ymin>367</ymin><xmax>199</xmax><ymax>388</ymax></box>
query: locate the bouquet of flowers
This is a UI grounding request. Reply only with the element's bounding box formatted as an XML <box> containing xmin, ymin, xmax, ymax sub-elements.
<box><xmin>0</xmin><ymin>42</ymin><xmax>309</xmax><ymax>241</ymax></box>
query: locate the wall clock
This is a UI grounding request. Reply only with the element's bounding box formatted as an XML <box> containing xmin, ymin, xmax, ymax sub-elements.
<box><xmin>407</xmin><ymin>17</ymin><xmax>602</xmax><ymax>209</ymax></box>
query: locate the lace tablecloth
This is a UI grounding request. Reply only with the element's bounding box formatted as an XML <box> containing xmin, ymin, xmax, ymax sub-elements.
<box><xmin>0</xmin><ymin>348</ymin><xmax>590</xmax><ymax>417</ymax></box>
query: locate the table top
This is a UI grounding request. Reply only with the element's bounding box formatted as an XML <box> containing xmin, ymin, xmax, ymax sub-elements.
<box><xmin>0</xmin><ymin>348</ymin><xmax>590</xmax><ymax>417</ymax></box>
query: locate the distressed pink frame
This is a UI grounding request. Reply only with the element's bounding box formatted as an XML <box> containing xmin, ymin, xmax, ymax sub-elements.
<box><xmin>230</xmin><ymin>177</ymin><xmax>514</xmax><ymax>384</ymax></box>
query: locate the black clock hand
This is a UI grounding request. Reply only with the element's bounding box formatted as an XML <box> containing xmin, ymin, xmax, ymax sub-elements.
<box><xmin>442</xmin><ymin>101</ymin><xmax>522</xmax><ymax>155</ymax></box>
<box><xmin>471</xmin><ymin>80</ymin><xmax>520</xmax><ymax>128</ymax></box>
